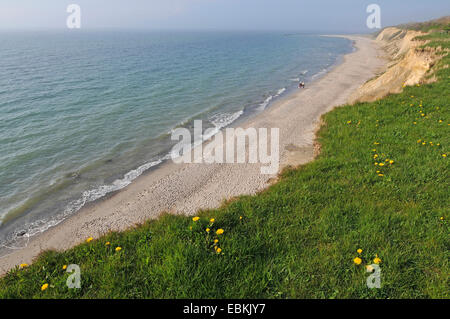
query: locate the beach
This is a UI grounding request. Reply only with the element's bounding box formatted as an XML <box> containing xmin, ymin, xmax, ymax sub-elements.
<box><xmin>0</xmin><ymin>35</ymin><xmax>386</xmax><ymax>275</ymax></box>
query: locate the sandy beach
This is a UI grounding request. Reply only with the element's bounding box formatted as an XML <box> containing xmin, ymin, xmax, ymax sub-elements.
<box><xmin>0</xmin><ymin>35</ymin><xmax>386</xmax><ymax>275</ymax></box>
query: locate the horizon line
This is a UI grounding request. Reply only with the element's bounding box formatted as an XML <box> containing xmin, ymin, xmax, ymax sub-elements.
<box><xmin>0</xmin><ymin>27</ymin><xmax>375</xmax><ymax>34</ymax></box>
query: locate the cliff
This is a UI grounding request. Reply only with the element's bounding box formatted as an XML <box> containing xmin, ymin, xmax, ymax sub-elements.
<box><xmin>348</xmin><ymin>26</ymin><xmax>446</xmax><ymax>104</ymax></box>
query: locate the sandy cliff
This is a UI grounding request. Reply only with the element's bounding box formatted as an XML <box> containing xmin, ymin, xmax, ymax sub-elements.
<box><xmin>348</xmin><ymin>27</ymin><xmax>446</xmax><ymax>104</ymax></box>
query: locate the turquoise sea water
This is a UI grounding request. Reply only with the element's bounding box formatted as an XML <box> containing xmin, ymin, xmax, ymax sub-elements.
<box><xmin>0</xmin><ymin>31</ymin><xmax>352</xmax><ymax>252</ymax></box>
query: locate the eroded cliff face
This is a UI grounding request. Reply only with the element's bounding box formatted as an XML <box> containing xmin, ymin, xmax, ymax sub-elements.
<box><xmin>348</xmin><ymin>27</ymin><xmax>444</xmax><ymax>104</ymax></box>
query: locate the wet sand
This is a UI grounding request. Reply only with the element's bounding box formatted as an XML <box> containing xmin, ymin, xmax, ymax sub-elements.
<box><xmin>0</xmin><ymin>35</ymin><xmax>385</xmax><ymax>275</ymax></box>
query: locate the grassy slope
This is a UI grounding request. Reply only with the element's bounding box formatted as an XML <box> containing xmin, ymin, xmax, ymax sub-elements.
<box><xmin>0</xmin><ymin>26</ymin><xmax>448</xmax><ymax>299</ymax></box>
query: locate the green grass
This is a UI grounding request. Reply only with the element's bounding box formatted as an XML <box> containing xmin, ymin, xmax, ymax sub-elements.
<box><xmin>0</xmin><ymin>29</ymin><xmax>449</xmax><ymax>300</ymax></box>
<box><xmin>397</xmin><ymin>16</ymin><xmax>450</xmax><ymax>32</ymax></box>
<box><xmin>415</xmin><ymin>27</ymin><xmax>450</xmax><ymax>50</ymax></box>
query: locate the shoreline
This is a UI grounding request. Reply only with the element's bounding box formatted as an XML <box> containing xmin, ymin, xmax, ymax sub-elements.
<box><xmin>0</xmin><ymin>35</ymin><xmax>386</xmax><ymax>275</ymax></box>
<box><xmin>0</xmin><ymin>36</ymin><xmax>343</xmax><ymax>245</ymax></box>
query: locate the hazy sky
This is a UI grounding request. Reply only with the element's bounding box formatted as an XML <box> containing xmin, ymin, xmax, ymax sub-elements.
<box><xmin>0</xmin><ymin>0</ymin><xmax>449</xmax><ymax>32</ymax></box>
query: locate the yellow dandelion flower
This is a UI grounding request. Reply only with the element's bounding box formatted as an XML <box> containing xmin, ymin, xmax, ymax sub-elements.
<box><xmin>378</xmin><ymin>174</ymin><xmax>384</xmax><ymax>177</ymax></box>
<box><xmin>374</xmin><ymin>257</ymin><xmax>382</xmax><ymax>264</ymax></box>
<box><xmin>216</xmin><ymin>229</ymin><xmax>224</xmax><ymax>235</ymax></box>
<box><xmin>443</xmin><ymin>154</ymin><xmax>447</xmax><ymax>158</ymax></box>
<box><xmin>105</xmin><ymin>242</ymin><xmax>110</xmax><ymax>246</ymax></box>
<box><xmin>353</xmin><ymin>257</ymin><xmax>362</xmax><ymax>265</ymax></box>
<box><xmin>216</xmin><ymin>248</ymin><xmax>222</xmax><ymax>254</ymax></box>
<box><xmin>440</xmin><ymin>216</ymin><xmax>444</xmax><ymax>221</ymax></box>
<box><xmin>214</xmin><ymin>239</ymin><xmax>219</xmax><ymax>244</ymax></box>
<box><xmin>86</xmin><ymin>237</ymin><xmax>93</xmax><ymax>243</ymax></box>
<box><xmin>206</xmin><ymin>228</ymin><xmax>210</xmax><ymax>233</ymax></box>
<box><xmin>390</xmin><ymin>160</ymin><xmax>394</xmax><ymax>164</ymax></box>
<box><xmin>374</xmin><ymin>162</ymin><xmax>379</xmax><ymax>166</ymax></box>
<box><xmin>210</xmin><ymin>218</ymin><xmax>215</xmax><ymax>223</ymax></box>
<box><xmin>379</xmin><ymin>163</ymin><xmax>385</xmax><ymax>167</ymax></box>
<box><xmin>62</xmin><ymin>265</ymin><xmax>68</xmax><ymax>270</ymax></box>
<box><xmin>240</xmin><ymin>216</ymin><xmax>243</xmax><ymax>220</ymax></box>
<box><xmin>421</xmin><ymin>113</ymin><xmax>425</xmax><ymax>117</ymax></box>
<box><xmin>439</xmin><ymin>120</ymin><xmax>443</xmax><ymax>123</ymax></box>
<box><xmin>413</xmin><ymin>122</ymin><xmax>417</xmax><ymax>125</ymax></box>
<box><xmin>357</xmin><ymin>249</ymin><xmax>363</xmax><ymax>254</ymax></box>
<box><xmin>115</xmin><ymin>246</ymin><xmax>122</xmax><ymax>252</ymax></box>
<box><xmin>41</xmin><ymin>283</ymin><xmax>49</xmax><ymax>291</ymax></box>
<box><xmin>192</xmin><ymin>216</ymin><xmax>200</xmax><ymax>222</ymax></box>
<box><xmin>19</xmin><ymin>263</ymin><xmax>28</xmax><ymax>269</ymax></box>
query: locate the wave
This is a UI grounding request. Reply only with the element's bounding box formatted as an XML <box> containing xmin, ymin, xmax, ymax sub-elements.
<box><xmin>290</xmin><ymin>70</ymin><xmax>308</xmax><ymax>82</ymax></box>
<box><xmin>311</xmin><ymin>68</ymin><xmax>327</xmax><ymax>80</ymax></box>
<box><xmin>277</xmin><ymin>88</ymin><xmax>286</xmax><ymax>96</ymax></box>
<box><xmin>171</xmin><ymin>110</ymin><xmax>244</xmax><ymax>159</ymax></box>
<box><xmin>258</xmin><ymin>87</ymin><xmax>286</xmax><ymax>111</ymax></box>
<box><xmin>206</xmin><ymin>110</ymin><xmax>244</xmax><ymax>140</ymax></box>
<box><xmin>259</xmin><ymin>95</ymin><xmax>273</xmax><ymax>110</ymax></box>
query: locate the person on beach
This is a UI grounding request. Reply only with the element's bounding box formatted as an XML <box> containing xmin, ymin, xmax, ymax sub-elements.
<box><xmin>299</xmin><ymin>82</ymin><xmax>305</xmax><ymax>89</ymax></box>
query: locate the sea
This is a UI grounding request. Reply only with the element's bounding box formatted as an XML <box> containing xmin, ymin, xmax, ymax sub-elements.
<box><xmin>0</xmin><ymin>30</ymin><xmax>352</xmax><ymax>255</ymax></box>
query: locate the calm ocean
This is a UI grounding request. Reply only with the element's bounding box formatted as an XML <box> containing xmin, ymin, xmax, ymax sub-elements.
<box><xmin>0</xmin><ymin>31</ymin><xmax>352</xmax><ymax>253</ymax></box>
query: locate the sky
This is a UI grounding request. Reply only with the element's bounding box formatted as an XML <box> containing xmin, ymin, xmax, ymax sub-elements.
<box><xmin>0</xmin><ymin>0</ymin><xmax>449</xmax><ymax>32</ymax></box>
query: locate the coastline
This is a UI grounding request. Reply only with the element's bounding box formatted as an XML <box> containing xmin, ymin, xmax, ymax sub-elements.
<box><xmin>0</xmin><ymin>35</ymin><xmax>386</xmax><ymax>275</ymax></box>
